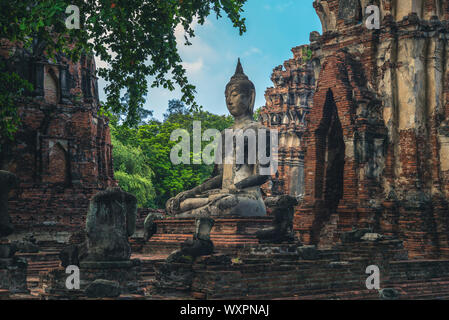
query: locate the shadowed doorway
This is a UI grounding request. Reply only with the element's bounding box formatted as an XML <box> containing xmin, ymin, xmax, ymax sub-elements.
<box><xmin>312</xmin><ymin>89</ymin><xmax>345</xmax><ymax>243</ymax></box>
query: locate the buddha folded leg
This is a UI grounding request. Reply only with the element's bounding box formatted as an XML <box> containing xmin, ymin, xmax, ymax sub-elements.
<box><xmin>173</xmin><ymin>192</ymin><xmax>228</xmax><ymax>218</ymax></box>
<box><xmin>176</xmin><ymin>191</ymin><xmax>266</xmax><ymax>218</ymax></box>
<box><xmin>179</xmin><ymin>198</ymin><xmax>210</xmax><ymax>212</ymax></box>
<box><xmin>166</xmin><ymin>187</ymin><xmax>223</xmax><ymax>216</ymax></box>
<box><xmin>212</xmin><ymin>191</ymin><xmax>267</xmax><ymax>217</ymax></box>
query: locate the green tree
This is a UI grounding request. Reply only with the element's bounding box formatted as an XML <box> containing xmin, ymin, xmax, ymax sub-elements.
<box><xmin>111</xmin><ymin>100</ymin><xmax>233</xmax><ymax>208</ymax></box>
<box><xmin>163</xmin><ymin>99</ymin><xmax>189</xmax><ymax>121</ymax></box>
<box><xmin>111</xmin><ymin>135</ymin><xmax>156</xmax><ymax>208</ymax></box>
<box><xmin>0</xmin><ymin>0</ymin><xmax>248</xmax><ymax>140</ymax></box>
<box><xmin>253</xmin><ymin>106</ymin><xmax>262</xmax><ymax>121</ymax></box>
<box><xmin>0</xmin><ymin>61</ymin><xmax>33</xmax><ymax>159</ymax></box>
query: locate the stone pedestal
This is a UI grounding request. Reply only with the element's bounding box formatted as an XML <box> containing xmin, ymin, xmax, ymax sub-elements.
<box><xmin>143</xmin><ymin>216</ymin><xmax>273</xmax><ymax>255</ymax></box>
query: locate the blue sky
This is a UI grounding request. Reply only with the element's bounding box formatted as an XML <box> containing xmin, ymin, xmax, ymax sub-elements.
<box><xmin>97</xmin><ymin>0</ymin><xmax>322</xmax><ymax>120</ymax></box>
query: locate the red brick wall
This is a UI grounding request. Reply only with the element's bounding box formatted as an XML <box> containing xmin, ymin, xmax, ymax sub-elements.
<box><xmin>294</xmin><ymin>0</ymin><xmax>449</xmax><ymax>258</ymax></box>
<box><xmin>1</xmin><ymin>41</ymin><xmax>117</xmax><ymax>236</ymax></box>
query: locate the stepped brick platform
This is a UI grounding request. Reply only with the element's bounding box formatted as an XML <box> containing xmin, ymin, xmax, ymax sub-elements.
<box><xmin>3</xmin><ymin>237</ymin><xmax>448</xmax><ymax>300</ymax></box>
<box><xmin>38</xmin><ymin>260</ymin><xmax>142</xmax><ymax>300</ymax></box>
<box><xmin>0</xmin><ymin>289</ymin><xmax>9</xmax><ymax>300</ymax></box>
<box><xmin>16</xmin><ymin>252</ymin><xmax>60</xmax><ymax>291</ymax></box>
<box><xmin>33</xmin><ymin>254</ymin><xmax>168</xmax><ymax>300</ymax></box>
<box><xmin>5</xmin><ymin>217</ymin><xmax>449</xmax><ymax>301</ymax></box>
<box><xmin>165</xmin><ymin>241</ymin><xmax>449</xmax><ymax>300</ymax></box>
<box><xmin>11</xmin><ymin>244</ymin><xmax>64</xmax><ymax>292</ymax></box>
<box><xmin>142</xmin><ymin>217</ymin><xmax>273</xmax><ymax>255</ymax></box>
<box><xmin>131</xmin><ymin>253</ymin><xmax>168</xmax><ymax>296</ymax></box>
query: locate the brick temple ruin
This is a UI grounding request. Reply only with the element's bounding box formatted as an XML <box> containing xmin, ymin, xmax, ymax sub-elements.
<box><xmin>297</xmin><ymin>0</ymin><xmax>449</xmax><ymax>259</ymax></box>
<box><xmin>0</xmin><ymin>39</ymin><xmax>116</xmax><ymax>244</ymax></box>
<box><xmin>3</xmin><ymin>0</ymin><xmax>449</xmax><ymax>300</ymax></box>
<box><xmin>262</xmin><ymin>0</ymin><xmax>449</xmax><ymax>260</ymax></box>
<box><xmin>259</xmin><ymin>45</ymin><xmax>315</xmax><ymax>199</ymax></box>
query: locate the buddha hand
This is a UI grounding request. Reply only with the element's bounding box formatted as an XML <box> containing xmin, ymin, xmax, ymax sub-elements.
<box><xmin>167</xmin><ymin>190</ymin><xmax>192</xmax><ymax>214</ymax></box>
<box><xmin>226</xmin><ymin>184</ymin><xmax>240</xmax><ymax>194</ymax></box>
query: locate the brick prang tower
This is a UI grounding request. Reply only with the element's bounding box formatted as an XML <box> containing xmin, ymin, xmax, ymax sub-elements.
<box><xmin>259</xmin><ymin>45</ymin><xmax>316</xmax><ymax>199</ymax></box>
<box><xmin>0</xmin><ymin>39</ymin><xmax>117</xmax><ymax>242</ymax></box>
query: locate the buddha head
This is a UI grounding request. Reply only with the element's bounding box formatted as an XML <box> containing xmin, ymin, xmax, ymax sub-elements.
<box><xmin>225</xmin><ymin>59</ymin><xmax>256</xmax><ymax>118</ymax></box>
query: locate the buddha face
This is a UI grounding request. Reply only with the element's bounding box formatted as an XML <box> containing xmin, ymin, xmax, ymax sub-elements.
<box><xmin>226</xmin><ymin>83</ymin><xmax>255</xmax><ymax>117</ymax></box>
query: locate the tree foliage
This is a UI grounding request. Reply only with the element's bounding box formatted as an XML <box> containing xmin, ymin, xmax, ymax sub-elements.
<box><xmin>111</xmin><ymin>100</ymin><xmax>233</xmax><ymax>208</ymax></box>
<box><xmin>0</xmin><ymin>0</ymin><xmax>248</xmax><ymax>133</ymax></box>
<box><xmin>0</xmin><ymin>61</ymin><xmax>33</xmax><ymax>154</ymax></box>
<box><xmin>253</xmin><ymin>106</ymin><xmax>262</xmax><ymax>121</ymax></box>
<box><xmin>163</xmin><ymin>99</ymin><xmax>189</xmax><ymax>121</ymax></box>
<box><xmin>111</xmin><ymin>135</ymin><xmax>156</xmax><ymax>207</ymax></box>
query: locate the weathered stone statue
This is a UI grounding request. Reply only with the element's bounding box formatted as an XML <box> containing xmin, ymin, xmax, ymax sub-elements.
<box><xmin>143</xmin><ymin>211</ymin><xmax>164</xmax><ymax>241</ymax></box>
<box><xmin>0</xmin><ymin>170</ymin><xmax>17</xmax><ymax>237</ymax></box>
<box><xmin>50</xmin><ymin>188</ymin><xmax>141</xmax><ymax>297</ymax></box>
<box><xmin>154</xmin><ymin>217</ymin><xmax>215</xmax><ymax>294</ymax></box>
<box><xmin>167</xmin><ymin>217</ymin><xmax>215</xmax><ymax>262</ymax></box>
<box><xmin>256</xmin><ymin>195</ymin><xmax>298</xmax><ymax>244</ymax></box>
<box><xmin>85</xmin><ymin>187</ymin><xmax>137</xmax><ymax>261</ymax></box>
<box><xmin>166</xmin><ymin>59</ymin><xmax>272</xmax><ymax>218</ymax></box>
<box><xmin>0</xmin><ymin>170</ymin><xmax>28</xmax><ymax>294</ymax></box>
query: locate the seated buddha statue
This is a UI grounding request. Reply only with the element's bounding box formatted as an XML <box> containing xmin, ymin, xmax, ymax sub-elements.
<box><xmin>166</xmin><ymin>59</ymin><xmax>273</xmax><ymax>218</ymax></box>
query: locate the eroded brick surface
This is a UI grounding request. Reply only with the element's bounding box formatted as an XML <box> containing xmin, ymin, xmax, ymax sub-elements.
<box><xmin>259</xmin><ymin>45</ymin><xmax>315</xmax><ymax>198</ymax></box>
<box><xmin>0</xmin><ymin>40</ymin><xmax>117</xmax><ymax>240</ymax></box>
<box><xmin>264</xmin><ymin>0</ymin><xmax>449</xmax><ymax>259</ymax></box>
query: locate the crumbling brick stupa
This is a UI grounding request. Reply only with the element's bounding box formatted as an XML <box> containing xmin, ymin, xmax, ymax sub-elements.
<box><xmin>290</xmin><ymin>0</ymin><xmax>449</xmax><ymax>259</ymax></box>
<box><xmin>259</xmin><ymin>45</ymin><xmax>315</xmax><ymax>198</ymax></box>
<box><xmin>0</xmin><ymin>39</ymin><xmax>116</xmax><ymax>243</ymax></box>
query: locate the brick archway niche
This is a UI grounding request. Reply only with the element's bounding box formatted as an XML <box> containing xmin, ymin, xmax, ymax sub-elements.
<box><xmin>295</xmin><ymin>50</ymin><xmax>387</xmax><ymax>248</ymax></box>
<box><xmin>312</xmin><ymin>89</ymin><xmax>345</xmax><ymax>244</ymax></box>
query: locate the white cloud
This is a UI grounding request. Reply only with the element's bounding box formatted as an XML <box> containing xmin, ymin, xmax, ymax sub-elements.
<box><xmin>95</xmin><ymin>56</ymin><xmax>110</xmax><ymax>69</ymax></box>
<box><xmin>263</xmin><ymin>1</ymin><xmax>294</xmax><ymax>12</ymax></box>
<box><xmin>276</xmin><ymin>1</ymin><xmax>294</xmax><ymax>12</ymax></box>
<box><xmin>174</xmin><ymin>21</ymin><xmax>198</xmax><ymax>45</ymax></box>
<box><xmin>174</xmin><ymin>18</ymin><xmax>220</xmax><ymax>78</ymax></box>
<box><xmin>175</xmin><ymin>19</ymin><xmax>217</xmax><ymax>64</ymax></box>
<box><xmin>182</xmin><ymin>58</ymin><xmax>204</xmax><ymax>74</ymax></box>
<box><xmin>243</xmin><ymin>47</ymin><xmax>262</xmax><ymax>57</ymax></box>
